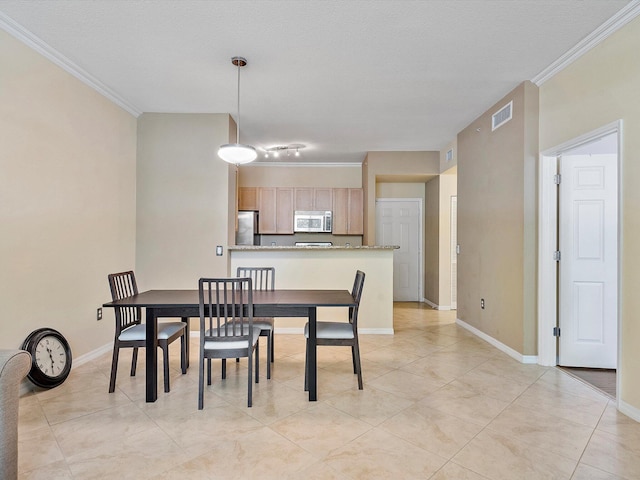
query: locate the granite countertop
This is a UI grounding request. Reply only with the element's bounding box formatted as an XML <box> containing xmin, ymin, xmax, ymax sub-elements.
<box><xmin>229</xmin><ymin>245</ymin><xmax>399</xmax><ymax>251</ymax></box>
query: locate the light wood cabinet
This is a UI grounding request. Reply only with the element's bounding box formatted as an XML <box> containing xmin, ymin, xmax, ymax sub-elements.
<box><xmin>332</xmin><ymin>188</ymin><xmax>364</xmax><ymax>235</ymax></box>
<box><xmin>258</xmin><ymin>187</ymin><xmax>294</xmax><ymax>234</ymax></box>
<box><xmin>294</xmin><ymin>187</ymin><xmax>333</xmax><ymax>211</ymax></box>
<box><xmin>238</xmin><ymin>187</ymin><xmax>258</xmax><ymax>211</ymax></box>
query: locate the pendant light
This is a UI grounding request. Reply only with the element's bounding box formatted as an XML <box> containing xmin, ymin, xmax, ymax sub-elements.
<box><xmin>218</xmin><ymin>56</ymin><xmax>257</xmax><ymax>164</ymax></box>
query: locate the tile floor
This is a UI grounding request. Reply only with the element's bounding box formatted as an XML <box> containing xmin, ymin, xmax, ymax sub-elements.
<box><xmin>17</xmin><ymin>303</ymin><xmax>640</xmax><ymax>479</ymax></box>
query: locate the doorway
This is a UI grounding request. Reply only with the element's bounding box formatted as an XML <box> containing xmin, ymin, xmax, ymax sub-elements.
<box><xmin>375</xmin><ymin>198</ymin><xmax>422</xmax><ymax>301</ymax></box>
<box><xmin>538</xmin><ymin>122</ymin><xmax>621</xmax><ymax>401</ymax></box>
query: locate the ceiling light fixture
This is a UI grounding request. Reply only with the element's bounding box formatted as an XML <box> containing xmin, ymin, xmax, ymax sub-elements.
<box><xmin>218</xmin><ymin>56</ymin><xmax>257</xmax><ymax>165</ymax></box>
<box><xmin>263</xmin><ymin>144</ymin><xmax>306</xmax><ymax>159</ymax></box>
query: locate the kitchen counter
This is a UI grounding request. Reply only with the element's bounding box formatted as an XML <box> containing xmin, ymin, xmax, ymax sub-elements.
<box><xmin>229</xmin><ymin>246</ymin><xmax>396</xmax><ymax>334</ymax></box>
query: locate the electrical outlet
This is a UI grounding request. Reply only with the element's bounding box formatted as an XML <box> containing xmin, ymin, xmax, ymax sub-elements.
<box><xmin>480</xmin><ymin>299</ymin><xmax>485</xmax><ymax>309</ymax></box>
<box><xmin>97</xmin><ymin>307</ymin><xmax>102</xmax><ymax>320</ymax></box>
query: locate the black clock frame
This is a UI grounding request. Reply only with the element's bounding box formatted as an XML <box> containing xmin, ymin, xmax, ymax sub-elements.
<box><xmin>21</xmin><ymin>328</ymin><xmax>73</xmax><ymax>388</ymax></box>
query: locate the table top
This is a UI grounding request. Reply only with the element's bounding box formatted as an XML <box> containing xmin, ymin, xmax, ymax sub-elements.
<box><xmin>103</xmin><ymin>289</ymin><xmax>356</xmax><ymax>309</ymax></box>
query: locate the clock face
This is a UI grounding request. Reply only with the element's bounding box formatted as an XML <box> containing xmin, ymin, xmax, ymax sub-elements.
<box><xmin>22</xmin><ymin>328</ymin><xmax>72</xmax><ymax>388</ymax></box>
<box><xmin>34</xmin><ymin>335</ymin><xmax>68</xmax><ymax>378</ymax></box>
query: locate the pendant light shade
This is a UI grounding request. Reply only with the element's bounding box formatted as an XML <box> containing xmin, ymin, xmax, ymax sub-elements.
<box><xmin>218</xmin><ymin>56</ymin><xmax>257</xmax><ymax>165</ymax></box>
<box><xmin>218</xmin><ymin>143</ymin><xmax>257</xmax><ymax>164</ymax></box>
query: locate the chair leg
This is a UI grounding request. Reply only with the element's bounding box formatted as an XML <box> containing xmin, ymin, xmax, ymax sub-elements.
<box><xmin>130</xmin><ymin>347</ymin><xmax>138</xmax><ymax>376</ymax></box>
<box><xmin>270</xmin><ymin>330</ymin><xmax>275</xmax><ymax>363</ymax></box>
<box><xmin>351</xmin><ymin>345</ymin><xmax>357</xmax><ymax>374</ymax></box>
<box><xmin>353</xmin><ymin>340</ymin><xmax>363</xmax><ymax>390</ymax></box>
<box><xmin>255</xmin><ymin>342</ymin><xmax>259</xmax><ymax>384</ymax></box>
<box><xmin>208</xmin><ymin>358</ymin><xmax>213</xmax><ymax>385</ymax></box>
<box><xmin>266</xmin><ymin>333</ymin><xmax>271</xmax><ymax>380</ymax></box>
<box><xmin>181</xmin><ymin>317</ymin><xmax>190</xmax><ymax>369</ymax></box>
<box><xmin>109</xmin><ymin>345</ymin><xmax>120</xmax><ymax>393</ymax></box>
<box><xmin>198</xmin><ymin>354</ymin><xmax>205</xmax><ymax>410</ymax></box>
<box><xmin>221</xmin><ymin>358</ymin><xmax>225</xmax><ymax>380</ymax></box>
<box><xmin>180</xmin><ymin>332</ymin><xmax>187</xmax><ymax>374</ymax></box>
<box><xmin>162</xmin><ymin>344</ymin><xmax>170</xmax><ymax>393</ymax></box>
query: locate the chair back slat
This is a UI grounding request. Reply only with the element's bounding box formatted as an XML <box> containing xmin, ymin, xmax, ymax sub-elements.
<box><xmin>236</xmin><ymin>267</ymin><xmax>275</xmax><ymax>292</ymax></box>
<box><xmin>199</xmin><ymin>278</ymin><xmax>254</xmax><ymax>342</ymax></box>
<box><xmin>108</xmin><ymin>271</ymin><xmax>141</xmax><ymax>334</ymax></box>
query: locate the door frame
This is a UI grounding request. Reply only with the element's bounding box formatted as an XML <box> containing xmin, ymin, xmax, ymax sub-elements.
<box><xmin>375</xmin><ymin>198</ymin><xmax>423</xmax><ymax>302</ymax></box>
<box><xmin>538</xmin><ymin>120</ymin><xmax>622</xmax><ymax>402</ymax></box>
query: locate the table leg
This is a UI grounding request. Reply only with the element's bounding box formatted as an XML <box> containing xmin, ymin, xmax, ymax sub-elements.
<box><xmin>308</xmin><ymin>306</ymin><xmax>317</xmax><ymax>401</ymax></box>
<box><xmin>146</xmin><ymin>307</ymin><xmax>158</xmax><ymax>402</ymax></box>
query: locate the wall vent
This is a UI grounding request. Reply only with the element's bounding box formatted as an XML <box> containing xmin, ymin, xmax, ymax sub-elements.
<box><xmin>492</xmin><ymin>101</ymin><xmax>513</xmax><ymax>131</ymax></box>
<box><xmin>446</xmin><ymin>149</ymin><xmax>454</xmax><ymax>162</ymax></box>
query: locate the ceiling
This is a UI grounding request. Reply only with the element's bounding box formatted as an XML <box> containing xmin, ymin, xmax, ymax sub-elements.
<box><xmin>0</xmin><ymin>0</ymin><xmax>632</xmax><ymax>164</ymax></box>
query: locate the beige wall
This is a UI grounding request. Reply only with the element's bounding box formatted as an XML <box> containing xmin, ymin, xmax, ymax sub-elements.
<box><xmin>424</xmin><ymin>178</ymin><xmax>440</xmax><ymax>304</ymax></box>
<box><xmin>0</xmin><ymin>30</ymin><xmax>137</xmax><ymax>357</ymax></box>
<box><xmin>438</xmin><ymin>168</ymin><xmax>457</xmax><ymax>308</ymax></box>
<box><xmin>457</xmin><ymin>81</ymin><xmax>539</xmax><ymax>355</ymax></box>
<box><xmin>539</xmin><ymin>16</ymin><xmax>640</xmax><ymax>411</ymax></box>
<box><xmin>136</xmin><ymin>114</ymin><xmax>234</xmax><ymax>290</ymax></box>
<box><xmin>362</xmin><ymin>151</ymin><xmax>440</xmax><ymax>245</ymax></box>
<box><xmin>238</xmin><ymin>164</ymin><xmax>361</xmax><ymax>188</ymax></box>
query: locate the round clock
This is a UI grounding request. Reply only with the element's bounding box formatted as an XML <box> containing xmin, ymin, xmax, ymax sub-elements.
<box><xmin>21</xmin><ymin>328</ymin><xmax>72</xmax><ymax>388</ymax></box>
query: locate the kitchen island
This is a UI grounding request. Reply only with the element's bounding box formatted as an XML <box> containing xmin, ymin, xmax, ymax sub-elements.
<box><xmin>229</xmin><ymin>245</ymin><xmax>397</xmax><ymax>333</ymax></box>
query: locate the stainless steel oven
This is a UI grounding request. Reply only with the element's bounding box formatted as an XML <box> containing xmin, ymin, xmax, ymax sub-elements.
<box><xmin>294</xmin><ymin>211</ymin><xmax>332</xmax><ymax>233</ymax></box>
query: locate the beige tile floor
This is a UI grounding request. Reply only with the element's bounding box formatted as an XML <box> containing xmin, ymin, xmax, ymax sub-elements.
<box><xmin>17</xmin><ymin>303</ymin><xmax>640</xmax><ymax>479</ymax></box>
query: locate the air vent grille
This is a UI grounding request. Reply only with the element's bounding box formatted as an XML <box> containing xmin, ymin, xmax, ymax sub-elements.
<box><xmin>446</xmin><ymin>149</ymin><xmax>454</xmax><ymax>162</ymax></box>
<box><xmin>492</xmin><ymin>101</ymin><xmax>513</xmax><ymax>131</ymax></box>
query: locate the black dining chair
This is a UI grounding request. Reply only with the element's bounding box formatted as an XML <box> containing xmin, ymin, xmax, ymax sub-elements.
<box><xmin>198</xmin><ymin>277</ymin><xmax>260</xmax><ymax>409</ymax></box>
<box><xmin>304</xmin><ymin>270</ymin><xmax>365</xmax><ymax>390</ymax></box>
<box><xmin>236</xmin><ymin>267</ymin><xmax>275</xmax><ymax>379</ymax></box>
<box><xmin>107</xmin><ymin>271</ymin><xmax>187</xmax><ymax>393</ymax></box>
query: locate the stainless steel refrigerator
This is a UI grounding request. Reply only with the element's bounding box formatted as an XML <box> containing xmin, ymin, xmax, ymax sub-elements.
<box><xmin>236</xmin><ymin>211</ymin><xmax>260</xmax><ymax>245</ymax></box>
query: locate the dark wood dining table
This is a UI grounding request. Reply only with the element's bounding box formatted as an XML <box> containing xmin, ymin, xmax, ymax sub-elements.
<box><xmin>103</xmin><ymin>288</ymin><xmax>356</xmax><ymax>403</ymax></box>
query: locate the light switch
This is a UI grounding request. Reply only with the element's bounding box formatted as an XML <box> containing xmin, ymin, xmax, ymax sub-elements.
<box><xmin>216</xmin><ymin>246</ymin><xmax>223</xmax><ymax>256</ymax></box>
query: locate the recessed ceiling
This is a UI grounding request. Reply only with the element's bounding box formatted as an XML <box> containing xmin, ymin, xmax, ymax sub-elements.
<box><xmin>0</xmin><ymin>0</ymin><xmax>632</xmax><ymax>164</ymax></box>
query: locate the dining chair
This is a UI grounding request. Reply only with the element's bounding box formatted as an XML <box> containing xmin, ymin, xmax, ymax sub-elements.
<box><xmin>235</xmin><ymin>267</ymin><xmax>275</xmax><ymax>379</ymax></box>
<box><xmin>107</xmin><ymin>271</ymin><xmax>187</xmax><ymax>393</ymax></box>
<box><xmin>304</xmin><ymin>270</ymin><xmax>365</xmax><ymax>390</ymax></box>
<box><xmin>198</xmin><ymin>277</ymin><xmax>260</xmax><ymax>409</ymax></box>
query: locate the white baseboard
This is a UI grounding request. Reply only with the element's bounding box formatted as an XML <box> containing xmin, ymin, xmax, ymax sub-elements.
<box><xmin>618</xmin><ymin>399</ymin><xmax>640</xmax><ymax>423</ymax></box>
<box><xmin>422</xmin><ymin>298</ymin><xmax>451</xmax><ymax>311</ymax></box>
<box><xmin>273</xmin><ymin>328</ymin><xmax>394</xmax><ymax>335</ymax></box>
<box><xmin>456</xmin><ymin>318</ymin><xmax>538</xmax><ymax>364</ymax></box>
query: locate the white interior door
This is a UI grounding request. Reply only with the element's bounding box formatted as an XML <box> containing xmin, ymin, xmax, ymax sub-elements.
<box><xmin>376</xmin><ymin>199</ymin><xmax>421</xmax><ymax>301</ymax></box>
<box><xmin>558</xmin><ymin>151</ymin><xmax>618</xmax><ymax>368</ymax></box>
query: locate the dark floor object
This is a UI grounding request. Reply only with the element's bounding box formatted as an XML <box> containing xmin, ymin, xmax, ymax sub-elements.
<box><xmin>559</xmin><ymin>367</ymin><xmax>616</xmax><ymax>399</ymax></box>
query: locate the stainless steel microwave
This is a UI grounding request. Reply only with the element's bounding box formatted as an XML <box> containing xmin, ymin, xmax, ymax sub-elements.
<box><xmin>294</xmin><ymin>211</ymin><xmax>332</xmax><ymax>233</ymax></box>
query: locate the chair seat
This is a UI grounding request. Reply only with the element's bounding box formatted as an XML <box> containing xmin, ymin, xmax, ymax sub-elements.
<box><xmin>119</xmin><ymin>322</ymin><xmax>185</xmax><ymax>342</ymax></box>
<box><xmin>304</xmin><ymin>321</ymin><xmax>355</xmax><ymax>340</ymax></box>
<box><xmin>253</xmin><ymin>317</ymin><xmax>274</xmax><ymax>331</ymax></box>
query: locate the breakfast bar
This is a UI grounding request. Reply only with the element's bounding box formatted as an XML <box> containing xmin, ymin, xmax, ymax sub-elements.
<box><xmin>229</xmin><ymin>245</ymin><xmax>397</xmax><ymax>334</ymax></box>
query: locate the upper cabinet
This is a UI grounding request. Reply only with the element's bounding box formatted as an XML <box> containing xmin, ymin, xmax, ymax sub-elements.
<box><xmin>238</xmin><ymin>187</ymin><xmax>258</xmax><ymax>211</ymax></box>
<box><xmin>258</xmin><ymin>187</ymin><xmax>294</xmax><ymax>234</ymax></box>
<box><xmin>294</xmin><ymin>187</ymin><xmax>333</xmax><ymax>211</ymax></box>
<box><xmin>333</xmin><ymin>188</ymin><xmax>364</xmax><ymax>235</ymax></box>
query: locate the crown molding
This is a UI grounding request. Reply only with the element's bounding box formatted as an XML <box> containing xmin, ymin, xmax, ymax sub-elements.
<box><xmin>246</xmin><ymin>162</ymin><xmax>362</xmax><ymax>167</ymax></box>
<box><xmin>532</xmin><ymin>2</ymin><xmax>640</xmax><ymax>86</ymax></box>
<box><xmin>0</xmin><ymin>12</ymin><xmax>142</xmax><ymax>117</ymax></box>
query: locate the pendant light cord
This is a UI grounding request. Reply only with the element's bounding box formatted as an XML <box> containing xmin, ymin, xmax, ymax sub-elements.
<box><xmin>236</xmin><ymin>59</ymin><xmax>241</xmax><ymax>144</ymax></box>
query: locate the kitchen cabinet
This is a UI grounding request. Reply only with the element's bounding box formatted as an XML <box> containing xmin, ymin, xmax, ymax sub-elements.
<box><xmin>332</xmin><ymin>188</ymin><xmax>363</xmax><ymax>235</ymax></box>
<box><xmin>238</xmin><ymin>187</ymin><xmax>258</xmax><ymax>211</ymax></box>
<box><xmin>258</xmin><ymin>187</ymin><xmax>294</xmax><ymax>234</ymax></box>
<box><xmin>294</xmin><ymin>187</ymin><xmax>333</xmax><ymax>211</ymax></box>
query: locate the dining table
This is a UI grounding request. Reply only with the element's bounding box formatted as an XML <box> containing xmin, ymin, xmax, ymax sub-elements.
<box><xmin>103</xmin><ymin>288</ymin><xmax>356</xmax><ymax>403</ymax></box>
